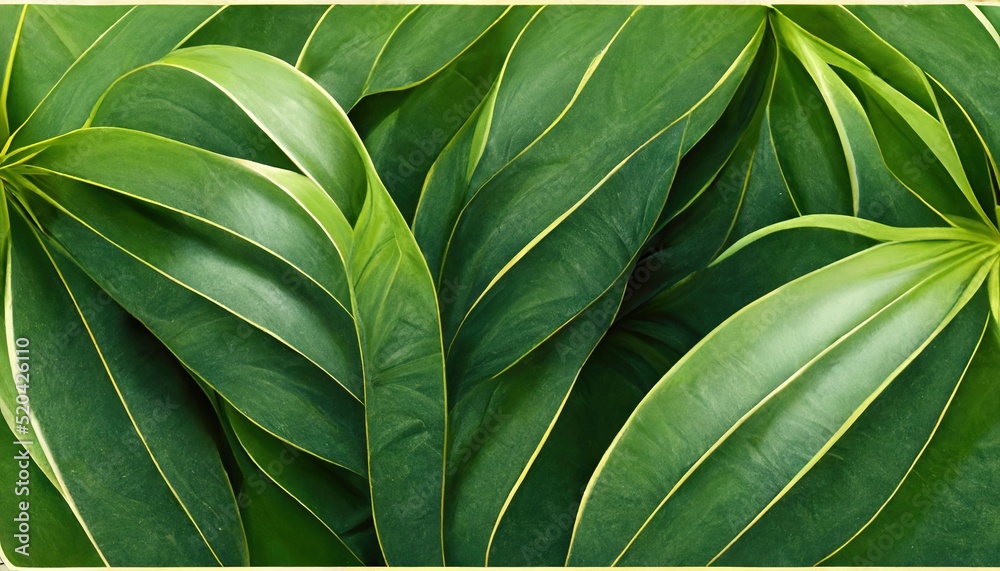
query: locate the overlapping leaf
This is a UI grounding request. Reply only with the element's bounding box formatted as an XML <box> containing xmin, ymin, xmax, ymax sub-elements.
<box><xmin>0</xmin><ymin>5</ymin><xmax>998</xmax><ymax>568</ymax></box>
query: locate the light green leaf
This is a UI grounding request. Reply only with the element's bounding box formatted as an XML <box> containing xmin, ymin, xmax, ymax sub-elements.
<box><xmin>158</xmin><ymin>46</ymin><xmax>369</xmax><ymax>222</ymax></box>
<box><xmin>717</xmin><ymin>289</ymin><xmax>990</xmax><ymax>565</ymax></box>
<box><xmin>89</xmin><ymin>65</ymin><xmax>297</xmax><ymax>171</ymax></box>
<box><xmin>823</xmin><ymin>317</ymin><xmax>1000</xmax><ymax>565</ymax></box>
<box><xmin>775</xmin><ymin>5</ymin><xmax>936</xmax><ymax>113</ymax></box>
<box><xmin>848</xmin><ymin>6</ymin><xmax>1000</xmax><ymax>172</ymax></box>
<box><xmin>569</xmin><ymin>237</ymin><xmax>997</xmax><ymax>565</ymax></box>
<box><xmin>774</xmin><ymin>15</ymin><xmax>945</xmax><ymax>227</ymax></box>
<box><xmin>490</xmin><ymin>225</ymin><xmax>880</xmax><ymax>566</ymax></box>
<box><xmin>777</xmin><ymin>14</ymin><xmax>992</xmax><ymax>228</ymax></box>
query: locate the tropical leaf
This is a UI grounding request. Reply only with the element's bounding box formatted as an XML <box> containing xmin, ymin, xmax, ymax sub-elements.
<box><xmin>0</xmin><ymin>5</ymin><xmax>998</xmax><ymax>568</ymax></box>
<box><xmin>73</xmin><ymin>45</ymin><xmax>447</xmax><ymax>565</ymax></box>
<box><xmin>568</xmin><ymin>220</ymin><xmax>999</xmax><ymax>565</ymax></box>
<box><xmin>5</xmin><ymin>200</ymin><xmax>246</xmax><ymax>565</ymax></box>
<box><xmin>183</xmin><ymin>5</ymin><xmax>327</xmax><ymax>65</ymax></box>
<box><xmin>296</xmin><ymin>5</ymin><xmax>509</xmax><ymax>111</ymax></box>
<box><xmin>349</xmin><ymin>6</ymin><xmax>539</xmax><ymax>221</ymax></box>
<box><xmin>489</xmin><ymin>226</ymin><xmax>879</xmax><ymax>565</ymax></box>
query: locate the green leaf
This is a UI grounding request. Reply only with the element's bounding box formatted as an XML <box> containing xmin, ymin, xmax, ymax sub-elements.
<box><xmin>7</xmin><ymin>202</ymin><xmax>246</xmax><ymax>566</ymax></box>
<box><xmin>225</xmin><ymin>403</ymin><xmax>378</xmax><ymax>565</ymax></box>
<box><xmin>412</xmin><ymin>5</ymin><xmax>638</xmax><ymax>277</ymax></box>
<box><xmin>437</xmin><ymin>6</ymin><xmax>767</xmax><ymax>388</ymax></box>
<box><xmin>4</xmin><ymin>5</ymin><xmax>127</xmax><ymax>134</ymax></box>
<box><xmin>0</xmin><ymin>5</ymin><xmax>24</xmax><ymax>141</ymax></box>
<box><xmin>569</xmin><ymin>235</ymin><xmax>997</xmax><ymax>565</ymax></box>
<box><xmin>930</xmin><ymin>78</ymin><xmax>999</xmax><ymax>227</ymax></box>
<box><xmin>773</xmin><ymin>15</ymin><xmax>946</xmax><ymax>227</ymax></box>
<box><xmin>183</xmin><ymin>5</ymin><xmax>327</xmax><ymax>65</ymax></box>
<box><xmin>6</xmin><ymin>5</ymin><xmax>219</xmax><ymax>151</ymax></box>
<box><xmin>489</xmin><ymin>225</ymin><xmax>879</xmax><ymax>566</ymax></box>
<box><xmin>821</xmin><ymin>321</ymin><xmax>1000</xmax><ymax>565</ymax></box>
<box><xmin>0</xmin><ymin>427</ymin><xmax>102</xmax><ymax>566</ymax></box>
<box><xmin>775</xmin><ymin>5</ymin><xmax>936</xmax><ymax>114</ymax></box>
<box><xmin>158</xmin><ymin>46</ymin><xmax>371</xmax><ymax>222</ymax></box>
<box><xmin>626</xmin><ymin>33</ymin><xmax>798</xmax><ymax>312</ymax></box>
<box><xmin>13</xmin><ymin>161</ymin><xmax>367</xmax><ymax>475</ymax></box>
<box><xmin>150</xmin><ymin>45</ymin><xmax>449</xmax><ymax>565</ymax></box>
<box><xmin>214</xmin><ymin>396</ymin><xmax>361</xmax><ymax>567</ymax></box>
<box><xmin>89</xmin><ymin>65</ymin><xmax>297</xmax><ymax>171</ymax></box>
<box><xmin>350</xmin><ymin>6</ymin><xmax>538</xmax><ymax>222</ymax></box>
<box><xmin>463</xmin><ymin>5</ymin><xmax>639</xmax><ymax>193</ymax></box>
<box><xmin>717</xmin><ymin>288</ymin><xmax>990</xmax><ymax>565</ymax></box>
<box><xmin>848</xmin><ymin>6</ymin><xmax>1000</xmax><ymax>173</ymax></box>
<box><xmin>445</xmin><ymin>278</ymin><xmax>627</xmax><ymax>566</ymax></box>
<box><xmin>777</xmin><ymin>14</ymin><xmax>992</xmax><ymax>228</ymax></box>
<box><xmin>297</xmin><ymin>5</ymin><xmax>508</xmax><ymax>110</ymax></box>
<box><xmin>350</xmin><ymin>173</ymin><xmax>447</xmax><ymax>565</ymax></box>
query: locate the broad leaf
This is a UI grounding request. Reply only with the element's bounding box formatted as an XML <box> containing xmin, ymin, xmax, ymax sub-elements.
<box><xmin>569</xmin><ymin>225</ymin><xmax>998</xmax><ymax>565</ymax></box>
<box><xmin>145</xmin><ymin>45</ymin><xmax>449</xmax><ymax>565</ymax></box>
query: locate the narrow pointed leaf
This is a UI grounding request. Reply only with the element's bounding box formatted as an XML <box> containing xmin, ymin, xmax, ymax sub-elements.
<box><xmin>297</xmin><ymin>5</ymin><xmax>507</xmax><ymax>110</ymax></box>
<box><xmin>7</xmin><ymin>204</ymin><xmax>246</xmax><ymax>566</ymax></box>
<box><xmin>7</xmin><ymin>5</ymin><xmax>218</xmax><ymax>150</ymax></box>
<box><xmin>569</xmin><ymin>236</ymin><xmax>997</xmax><ymax>565</ymax></box>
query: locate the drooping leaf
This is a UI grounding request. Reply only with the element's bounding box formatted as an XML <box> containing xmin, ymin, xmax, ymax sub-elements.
<box><xmin>11</xmin><ymin>147</ymin><xmax>367</xmax><ymax>474</ymax></box>
<box><xmin>148</xmin><ymin>45</ymin><xmax>449</xmax><ymax>565</ymax></box>
<box><xmin>89</xmin><ymin>65</ymin><xmax>297</xmax><ymax>170</ymax></box>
